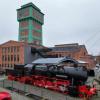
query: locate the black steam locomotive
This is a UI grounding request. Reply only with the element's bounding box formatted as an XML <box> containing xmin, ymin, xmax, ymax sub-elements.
<box><xmin>31</xmin><ymin>64</ymin><xmax>88</xmax><ymax>83</ymax></box>
<box><xmin>7</xmin><ymin>57</ymin><xmax>90</xmax><ymax>97</ymax></box>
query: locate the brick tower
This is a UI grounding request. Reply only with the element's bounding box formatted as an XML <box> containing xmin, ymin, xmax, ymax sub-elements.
<box><xmin>17</xmin><ymin>3</ymin><xmax>44</xmax><ymax>45</ymax></box>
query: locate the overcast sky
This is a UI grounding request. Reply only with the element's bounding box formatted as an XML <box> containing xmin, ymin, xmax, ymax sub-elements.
<box><xmin>0</xmin><ymin>0</ymin><xmax>100</xmax><ymax>55</ymax></box>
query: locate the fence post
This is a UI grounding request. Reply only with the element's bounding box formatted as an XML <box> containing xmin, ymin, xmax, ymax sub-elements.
<box><xmin>24</xmin><ymin>83</ymin><xmax>26</xmax><ymax>93</ymax></box>
<box><xmin>3</xmin><ymin>80</ymin><xmax>5</xmax><ymax>88</ymax></box>
<box><xmin>66</xmin><ymin>96</ymin><xmax>67</xmax><ymax>100</ymax></box>
<box><xmin>11</xmin><ymin>80</ymin><xmax>14</xmax><ymax>92</ymax></box>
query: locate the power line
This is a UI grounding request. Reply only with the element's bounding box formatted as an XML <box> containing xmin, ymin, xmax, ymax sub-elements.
<box><xmin>88</xmin><ymin>37</ymin><xmax>100</xmax><ymax>50</ymax></box>
<box><xmin>85</xmin><ymin>32</ymin><xmax>100</xmax><ymax>44</ymax></box>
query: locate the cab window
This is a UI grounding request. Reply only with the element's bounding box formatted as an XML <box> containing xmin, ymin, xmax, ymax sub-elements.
<box><xmin>35</xmin><ymin>65</ymin><xmax>47</xmax><ymax>71</ymax></box>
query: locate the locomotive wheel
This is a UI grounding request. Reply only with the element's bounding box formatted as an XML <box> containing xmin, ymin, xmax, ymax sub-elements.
<box><xmin>68</xmin><ymin>86</ymin><xmax>79</xmax><ymax>97</ymax></box>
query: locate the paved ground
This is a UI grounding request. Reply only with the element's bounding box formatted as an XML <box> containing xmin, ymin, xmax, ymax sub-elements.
<box><xmin>0</xmin><ymin>87</ymin><xmax>33</xmax><ymax>100</ymax></box>
<box><xmin>86</xmin><ymin>68</ymin><xmax>100</xmax><ymax>100</ymax></box>
<box><xmin>86</xmin><ymin>77</ymin><xmax>100</xmax><ymax>100</ymax></box>
<box><xmin>0</xmin><ymin>75</ymin><xmax>100</xmax><ymax>100</ymax></box>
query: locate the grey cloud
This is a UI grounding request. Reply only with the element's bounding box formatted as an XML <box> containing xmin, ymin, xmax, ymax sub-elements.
<box><xmin>0</xmin><ymin>0</ymin><xmax>100</xmax><ymax>55</ymax></box>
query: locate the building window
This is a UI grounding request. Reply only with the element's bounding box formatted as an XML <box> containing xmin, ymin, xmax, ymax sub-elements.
<box><xmin>8</xmin><ymin>55</ymin><xmax>10</xmax><ymax>61</ymax></box>
<box><xmin>11</xmin><ymin>64</ymin><xmax>12</xmax><ymax>68</ymax></box>
<box><xmin>84</xmin><ymin>52</ymin><xmax>86</xmax><ymax>56</ymax></box>
<box><xmin>11</xmin><ymin>55</ymin><xmax>13</xmax><ymax>61</ymax></box>
<box><xmin>68</xmin><ymin>54</ymin><xmax>71</xmax><ymax>57</ymax></box>
<box><xmin>11</xmin><ymin>47</ymin><xmax>13</xmax><ymax>52</ymax></box>
<box><xmin>17</xmin><ymin>55</ymin><xmax>19</xmax><ymax>62</ymax></box>
<box><xmin>8</xmin><ymin>47</ymin><xmax>10</xmax><ymax>53</ymax></box>
<box><xmin>17</xmin><ymin>47</ymin><xmax>20</xmax><ymax>52</ymax></box>
<box><xmin>14</xmin><ymin>55</ymin><xmax>16</xmax><ymax>61</ymax></box>
<box><xmin>14</xmin><ymin>47</ymin><xmax>16</xmax><ymax>52</ymax></box>
<box><xmin>59</xmin><ymin>54</ymin><xmax>62</xmax><ymax>57</ymax></box>
<box><xmin>20</xmin><ymin>20</ymin><xmax>28</xmax><ymax>27</ymax></box>
<box><xmin>2</xmin><ymin>55</ymin><xmax>5</xmax><ymax>61</ymax></box>
<box><xmin>55</xmin><ymin>54</ymin><xmax>58</xmax><ymax>57</ymax></box>
<box><xmin>5</xmin><ymin>48</ymin><xmax>6</xmax><ymax>53</ymax></box>
<box><xmin>5</xmin><ymin>55</ymin><xmax>7</xmax><ymax>61</ymax></box>
<box><xmin>2</xmin><ymin>48</ymin><xmax>5</xmax><ymax>53</ymax></box>
<box><xmin>20</xmin><ymin>29</ymin><xmax>28</xmax><ymax>36</ymax></box>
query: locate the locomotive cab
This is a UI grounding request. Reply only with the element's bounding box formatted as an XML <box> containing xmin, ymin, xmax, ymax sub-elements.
<box><xmin>32</xmin><ymin>64</ymin><xmax>49</xmax><ymax>76</ymax></box>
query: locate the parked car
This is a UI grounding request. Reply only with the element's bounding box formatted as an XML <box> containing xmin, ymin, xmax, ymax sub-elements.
<box><xmin>0</xmin><ymin>92</ymin><xmax>11</xmax><ymax>100</ymax></box>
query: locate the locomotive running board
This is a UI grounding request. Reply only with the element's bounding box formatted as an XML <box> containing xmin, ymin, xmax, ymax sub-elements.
<box><xmin>56</xmin><ymin>75</ymin><xmax>68</xmax><ymax>78</ymax></box>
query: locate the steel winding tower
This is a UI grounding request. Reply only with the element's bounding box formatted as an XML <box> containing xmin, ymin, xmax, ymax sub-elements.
<box><xmin>17</xmin><ymin>2</ymin><xmax>44</xmax><ymax>45</ymax></box>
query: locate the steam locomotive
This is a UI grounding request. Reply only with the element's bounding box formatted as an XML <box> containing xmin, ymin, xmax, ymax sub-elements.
<box><xmin>7</xmin><ymin>57</ymin><xmax>91</xmax><ymax>97</ymax></box>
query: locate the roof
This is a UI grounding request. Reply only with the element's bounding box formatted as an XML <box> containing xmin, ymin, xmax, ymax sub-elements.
<box><xmin>50</xmin><ymin>43</ymin><xmax>87</xmax><ymax>52</ymax></box>
<box><xmin>17</xmin><ymin>2</ymin><xmax>44</xmax><ymax>15</ymax></box>
<box><xmin>0</xmin><ymin>40</ymin><xmax>47</xmax><ymax>49</ymax></box>
<box><xmin>21</xmin><ymin>2</ymin><xmax>40</xmax><ymax>11</ymax></box>
<box><xmin>32</xmin><ymin>57</ymin><xmax>77</xmax><ymax>65</ymax></box>
<box><xmin>24</xmin><ymin>64</ymin><xmax>33</xmax><ymax>68</ymax></box>
<box><xmin>0</xmin><ymin>40</ymin><xmax>25</xmax><ymax>46</ymax></box>
<box><xmin>55</xmin><ymin>43</ymin><xmax>79</xmax><ymax>47</ymax></box>
<box><xmin>51</xmin><ymin>46</ymin><xmax>79</xmax><ymax>52</ymax></box>
<box><xmin>77</xmin><ymin>60</ymin><xmax>88</xmax><ymax>64</ymax></box>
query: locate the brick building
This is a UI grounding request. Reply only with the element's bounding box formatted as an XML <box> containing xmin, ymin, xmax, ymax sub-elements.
<box><xmin>47</xmin><ymin>43</ymin><xmax>96</xmax><ymax>69</ymax></box>
<box><xmin>79</xmin><ymin>55</ymin><xmax>96</xmax><ymax>69</ymax></box>
<box><xmin>0</xmin><ymin>40</ymin><xmax>46</xmax><ymax>69</ymax></box>
<box><xmin>17</xmin><ymin>2</ymin><xmax>44</xmax><ymax>45</ymax></box>
<box><xmin>95</xmin><ymin>55</ymin><xmax>100</xmax><ymax>64</ymax></box>
<box><xmin>47</xmin><ymin>43</ymin><xmax>87</xmax><ymax>58</ymax></box>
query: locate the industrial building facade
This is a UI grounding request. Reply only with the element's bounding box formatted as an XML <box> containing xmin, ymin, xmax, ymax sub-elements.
<box><xmin>47</xmin><ymin>43</ymin><xmax>88</xmax><ymax>59</ymax></box>
<box><xmin>47</xmin><ymin>43</ymin><xmax>96</xmax><ymax>68</ymax></box>
<box><xmin>0</xmin><ymin>40</ymin><xmax>43</xmax><ymax>69</ymax></box>
<box><xmin>17</xmin><ymin>3</ymin><xmax>44</xmax><ymax>45</ymax></box>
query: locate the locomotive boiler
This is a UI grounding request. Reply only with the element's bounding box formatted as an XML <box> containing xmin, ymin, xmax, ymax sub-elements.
<box><xmin>31</xmin><ymin>64</ymin><xmax>88</xmax><ymax>84</ymax></box>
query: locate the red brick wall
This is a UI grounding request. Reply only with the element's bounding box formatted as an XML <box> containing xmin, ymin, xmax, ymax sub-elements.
<box><xmin>47</xmin><ymin>48</ymin><xmax>88</xmax><ymax>60</ymax></box>
<box><xmin>79</xmin><ymin>55</ymin><xmax>96</xmax><ymax>69</ymax></box>
<box><xmin>18</xmin><ymin>8</ymin><xmax>29</xmax><ymax>18</ymax></box>
<box><xmin>0</xmin><ymin>41</ymin><xmax>25</xmax><ymax>69</ymax></box>
<box><xmin>0</xmin><ymin>47</ymin><xmax>2</xmax><ymax>67</ymax></box>
<box><xmin>32</xmin><ymin>30</ymin><xmax>41</xmax><ymax>37</ymax></box>
<box><xmin>95</xmin><ymin>56</ymin><xmax>100</xmax><ymax>64</ymax></box>
<box><xmin>20</xmin><ymin>21</ymin><xmax>29</xmax><ymax>27</ymax></box>
<box><xmin>47</xmin><ymin>45</ymin><xmax>95</xmax><ymax>69</ymax></box>
<box><xmin>20</xmin><ymin>29</ymin><xmax>28</xmax><ymax>37</ymax></box>
<box><xmin>33</xmin><ymin>21</ymin><xmax>42</xmax><ymax>30</ymax></box>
